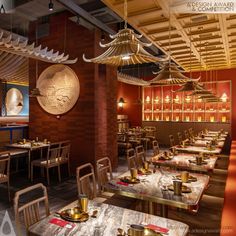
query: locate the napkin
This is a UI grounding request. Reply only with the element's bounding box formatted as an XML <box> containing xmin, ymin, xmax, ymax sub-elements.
<box><xmin>49</xmin><ymin>218</ymin><xmax>75</xmax><ymax>229</ymax></box>
<box><xmin>116</xmin><ymin>181</ymin><xmax>129</xmax><ymax>186</ymax></box>
<box><xmin>145</xmin><ymin>224</ymin><xmax>169</xmax><ymax>234</ymax></box>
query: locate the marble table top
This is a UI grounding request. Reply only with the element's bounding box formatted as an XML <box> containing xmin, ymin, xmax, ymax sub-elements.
<box><xmin>193</xmin><ymin>139</ymin><xmax>224</xmax><ymax>148</ymax></box>
<box><xmin>6</xmin><ymin>141</ymin><xmax>49</xmax><ymax>150</ymax></box>
<box><xmin>151</xmin><ymin>153</ymin><xmax>218</xmax><ymax>172</ymax></box>
<box><xmin>28</xmin><ymin>201</ymin><xmax>189</xmax><ymax>236</ymax></box>
<box><xmin>105</xmin><ymin>169</ymin><xmax>209</xmax><ymax>210</ymax></box>
<box><xmin>174</xmin><ymin>145</ymin><xmax>222</xmax><ymax>155</ymax></box>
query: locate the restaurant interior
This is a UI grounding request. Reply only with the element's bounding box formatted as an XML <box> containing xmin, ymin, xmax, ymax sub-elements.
<box><xmin>0</xmin><ymin>0</ymin><xmax>235</xmax><ymax>235</ymax></box>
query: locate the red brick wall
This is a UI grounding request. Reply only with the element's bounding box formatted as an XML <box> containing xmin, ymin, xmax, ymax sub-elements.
<box><xmin>29</xmin><ymin>12</ymin><xmax>118</xmax><ymax>171</ymax></box>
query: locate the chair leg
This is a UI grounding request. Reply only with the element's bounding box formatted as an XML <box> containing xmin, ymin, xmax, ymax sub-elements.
<box><xmin>46</xmin><ymin>168</ymin><xmax>50</xmax><ymax>185</ymax></box>
<box><xmin>67</xmin><ymin>162</ymin><xmax>71</xmax><ymax>177</ymax></box>
<box><xmin>7</xmin><ymin>180</ymin><xmax>10</xmax><ymax>202</ymax></box>
<box><xmin>31</xmin><ymin>164</ymin><xmax>33</xmax><ymax>182</ymax></box>
<box><xmin>58</xmin><ymin>165</ymin><xmax>61</xmax><ymax>183</ymax></box>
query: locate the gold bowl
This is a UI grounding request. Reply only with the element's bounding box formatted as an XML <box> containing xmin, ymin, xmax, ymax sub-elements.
<box><xmin>59</xmin><ymin>207</ymin><xmax>89</xmax><ymax>222</ymax></box>
<box><xmin>120</xmin><ymin>176</ymin><xmax>140</xmax><ymax>184</ymax></box>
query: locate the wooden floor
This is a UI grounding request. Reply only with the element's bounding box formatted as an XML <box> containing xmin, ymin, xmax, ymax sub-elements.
<box><xmin>0</xmin><ymin>149</ymin><xmax>229</xmax><ymax>236</ymax></box>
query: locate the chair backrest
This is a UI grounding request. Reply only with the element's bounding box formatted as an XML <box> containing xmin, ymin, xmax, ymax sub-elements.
<box><xmin>169</xmin><ymin>135</ymin><xmax>175</xmax><ymax>147</ymax></box>
<box><xmin>177</xmin><ymin>132</ymin><xmax>183</xmax><ymax>144</ymax></box>
<box><xmin>14</xmin><ymin>183</ymin><xmax>49</xmax><ymax>235</ymax></box>
<box><xmin>135</xmin><ymin>145</ymin><xmax>145</xmax><ymax>167</ymax></box>
<box><xmin>59</xmin><ymin>144</ymin><xmax>70</xmax><ymax>160</ymax></box>
<box><xmin>126</xmin><ymin>148</ymin><xmax>136</xmax><ymax>170</ymax></box>
<box><xmin>188</xmin><ymin>128</ymin><xmax>194</xmax><ymax>137</ymax></box>
<box><xmin>184</xmin><ymin>130</ymin><xmax>190</xmax><ymax>139</ymax></box>
<box><xmin>76</xmin><ymin>163</ymin><xmax>96</xmax><ymax>200</ymax></box>
<box><xmin>153</xmin><ymin>140</ymin><xmax>160</xmax><ymax>155</ymax></box>
<box><xmin>0</xmin><ymin>151</ymin><xmax>10</xmax><ymax>179</ymax></box>
<box><xmin>96</xmin><ymin>157</ymin><xmax>113</xmax><ymax>192</ymax></box>
<box><xmin>46</xmin><ymin>146</ymin><xmax>60</xmax><ymax>165</ymax></box>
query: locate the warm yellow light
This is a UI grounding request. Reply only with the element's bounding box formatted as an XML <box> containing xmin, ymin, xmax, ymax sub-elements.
<box><xmin>165</xmin><ymin>95</ymin><xmax>170</xmax><ymax>103</ymax></box>
<box><xmin>146</xmin><ymin>116</ymin><xmax>150</xmax><ymax>121</ymax></box>
<box><xmin>210</xmin><ymin>116</ymin><xmax>215</xmax><ymax>122</ymax></box>
<box><xmin>121</xmin><ymin>54</ymin><xmax>131</xmax><ymax>60</ymax></box>
<box><xmin>186</xmin><ymin>116</ymin><xmax>190</xmax><ymax>122</ymax></box>
<box><xmin>198</xmin><ymin>116</ymin><xmax>202</xmax><ymax>122</ymax></box>
<box><xmin>154</xmin><ymin>96</ymin><xmax>159</xmax><ymax>103</ymax></box>
<box><xmin>220</xmin><ymin>93</ymin><xmax>228</xmax><ymax>102</ymax></box>
<box><xmin>166</xmin><ymin>116</ymin><xmax>169</xmax><ymax>121</ymax></box>
<box><xmin>197</xmin><ymin>98</ymin><xmax>202</xmax><ymax>102</ymax></box>
<box><xmin>222</xmin><ymin>116</ymin><xmax>226</xmax><ymax>122</ymax></box>
<box><xmin>185</xmin><ymin>96</ymin><xmax>191</xmax><ymax>103</ymax></box>
<box><xmin>118</xmin><ymin>97</ymin><xmax>125</xmax><ymax>108</ymax></box>
<box><xmin>174</xmin><ymin>95</ymin><xmax>180</xmax><ymax>103</ymax></box>
<box><xmin>176</xmin><ymin>116</ymin><xmax>179</xmax><ymax>121</ymax></box>
<box><xmin>146</xmin><ymin>96</ymin><xmax>151</xmax><ymax>103</ymax></box>
<box><xmin>155</xmin><ymin>116</ymin><xmax>159</xmax><ymax>121</ymax></box>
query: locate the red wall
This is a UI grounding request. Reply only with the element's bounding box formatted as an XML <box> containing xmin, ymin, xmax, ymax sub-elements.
<box><xmin>117</xmin><ymin>68</ymin><xmax>236</xmax><ymax>139</ymax></box>
<box><xmin>29</xmin><ymin>12</ymin><xmax>118</xmax><ymax>171</ymax></box>
<box><xmin>117</xmin><ymin>82</ymin><xmax>142</xmax><ymax>127</ymax></box>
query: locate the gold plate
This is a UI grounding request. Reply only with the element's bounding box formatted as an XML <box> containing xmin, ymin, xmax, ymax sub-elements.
<box><xmin>158</xmin><ymin>155</ymin><xmax>173</xmax><ymax>161</ymax></box>
<box><xmin>59</xmin><ymin>207</ymin><xmax>89</xmax><ymax>222</ymax></box>
<box><xmin>168</xmin><ymin>185</ymin><xmax>192</xmax><ymax>193</ymax></box>
<box><xmin>120</xmin><ymin>176</ymin><xmax>140</xmax><ymax>184</ymax></box>
<box><xmin>175</xmin><ymin>175</ymin><xmax>197</xmax><ymax>182</ymax></box>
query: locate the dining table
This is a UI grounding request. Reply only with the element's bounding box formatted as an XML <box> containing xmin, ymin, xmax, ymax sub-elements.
<box><xmin>104</xmin><ymin>168</ymin><xmax>209</xmax><ymax>218</ymax></box>
<box><xmin>28</xmin><ymin>200</ymin><xmax>189</xmax><ymax>236</ymax></box>
<box><xmin>192</xmin><ymin>139</ymin><xmax>224</xmax><ymax>148</ymax></box>
<box><xmin>174</xmin><ymin>144</ymin><xmax>222</xmax><ymax>155</ymax></box>
<box><xmin>6</xmin><ymin>141</ymin><xmax>49</xmax><ymax>179</ymax></box>
<box><xmin>151</xmin><ymin>152</ymin><xmax>218</xmax><ymax>173</ymax></box>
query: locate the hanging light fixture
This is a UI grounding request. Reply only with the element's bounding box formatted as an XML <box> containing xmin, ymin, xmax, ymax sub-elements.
<box><xmin>150</xmin><ymin>9</ymin><xmax>197</xmax><ymax>85</ymax></box>
<box><xmin>118</xmin><ymin>97</ymin><xmax>126</xmax><ymax>108</ymax></box>
<box><xmin>83</xmin><ymin>0</ymin><xmax>167</xmax><ymax>66</ymax></box>
<box><xmin>48</xmin><ymin>0</ymin><xmax>54</xmax><ymax>11</ymax></box>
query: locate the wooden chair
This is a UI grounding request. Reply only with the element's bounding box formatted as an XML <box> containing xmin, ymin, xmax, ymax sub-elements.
<box><xmin>14</xmin><ymin>183</ymin><xmax>49</xmax><ymax>236</ymax></box>
<box><xmin>31</xmin><ymin>146</ymin><xmax>61</xmax><ymax>185</ymax></box>
<box><xmin>76</xmin><ymin>163</ymin><xmax>97</xmax><ymax>200</ymax></box>
<box><xmin>184</xmin><ymin>130</ymin><xmax>190</xmax><ymax>139</ymax></box>
<box><xmin>177</xmin><ymin>132</ymin><xmax>183</xmax><ymax>144</ymax></box>
<box><xmin>153</xmin><ymin>140</ymin><xmax>160</xmax><ymax>156</ymax></box>
<box><xmin>96</xmin><ymin>157</ymin><xmax>113</xmax><ymax>193</ymax></box>
<box><xmin>169</xmin><ymin>135</ymin><xmax>175</xmax><ymax>147</ymax></box>
<box><xmin>0</xmin><ymin>151</ymin><xmax>10</xmax><ymax>202</ymax></box>
<box><xmin>58</xmin><ymin>141</ymin><xmax>71</xmax><ymax>177</ymax></box>
<box><xmin>135</xmin><ymin>145</ymin><xmax>145</xmax><ymax>167</ymax></box>
<box><xmin>126</xmin><ymin>148</ymin><xmax>137</xmax><ymax>170</ymax></box>
<box><xmin>188</xmin><ymin>128</ymin><xmax>194</xmax><ymax>137</ymax></box>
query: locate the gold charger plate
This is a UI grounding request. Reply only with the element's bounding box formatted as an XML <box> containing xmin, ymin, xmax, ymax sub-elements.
<box><xmin>120</xmin><ymin>176</ymin><xmax>140</xmax><ymax>184</ymax></box>
<box><xmin>59</xmin><ymin>207</ymin><xmax>89</xmax><ymax>222</ymax></box>
<box><xmin>168</xmin><ymin>185</ymin><xmax>192</xmax><ymax>193</ymax></box>
<box><xmin>158</xmin><ymin>155</ymin><xmax>173</xmax><ymax>161</ymax></box>
<box><xmin>175</xmin><ymin>175</ymin><xmax>197</xmax><ymax>182</ymax></box>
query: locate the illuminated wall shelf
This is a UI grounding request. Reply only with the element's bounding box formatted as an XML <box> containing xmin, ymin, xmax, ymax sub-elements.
<box><xmin>142</xmin><ymin>80</ymin><xmax>231</xmax><ymax>123</ymax></box>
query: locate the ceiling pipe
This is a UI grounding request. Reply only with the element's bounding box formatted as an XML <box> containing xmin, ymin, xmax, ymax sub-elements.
<box><xmin>56</xmin><ymin>0</ymin><xmax>116</xmax><ymax>35</ymax></box>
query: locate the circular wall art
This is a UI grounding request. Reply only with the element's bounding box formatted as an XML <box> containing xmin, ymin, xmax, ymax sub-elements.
<box><xmin>6</xmin><ymin>88</ymin><xmax>24</xmax><ymax>115</ymax></box>
<box><xmin>36</xmin><ymin>64</ymin><xmax>80</xmax><ymax>115</ymax></box>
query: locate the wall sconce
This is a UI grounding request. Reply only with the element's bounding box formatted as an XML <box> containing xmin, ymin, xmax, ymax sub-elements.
<box><xmin>165</xmin><ymin>95</ymin><xmax>170</xmax><ymax>103</ymax></box>
<box><xmin>197</xmin><ymin>116</ymin><xmax>202</xmax><ymax>122</ymax></box>
<box><xmin>146</xmin><ymin>116</ymin><xmax>150</xmax><ymax>121</ymax></box>
<box><xmin>222</xmin><ymin>116</ymin><xmax>226</xmax><ymax>122</ymax></box>
<box><xmin>165</xmin><ymin>116</ymin><xmax>169</xmax><ymax>121</ymax></box>
<box><xmin>48</xmin><ymin>0</ymin><xmax>54</xmax><ymax>11</ymax></box>
<box><xmin>220</xmin><ymin>93</ymin><xmax>228</xmax><ymax>102</ymax></box>
<box><xmin>155</xmin><ymin>116</ymin><xmax>159</xmax><ymax>121</ymax></box>
<box><xmin>146</xmin><ymin>96</ymin><xmax>151</xmax><ymax>103</ymax></box>
<box><xmin>154</xmin><ymin>96</ymin><xmax>159</xmax><ymax>104</ymax></box>
<box><xmin>185</xmin><ymin>96</ymin><xmax>191</xmax><ymax>103</ymax></box>
<box><xmin>186</xmin><ymin>116</ymin><xmax>190</xmax><ymax>122</ymax></box>
<box><xmin>176</xmin><ymin>116</ymin><xmax>179</xmax><ymax>121</ymax></box>
<box><xmin>197</xmin><ymin>98</ymin><xmax>202</xmax><ymax>103</ymax></box>
<box><xmin>118</xmin><ymin>97</ymin><xmax>125</xmax><ymax>108</ymax></box>
<box><xmin>210</xmin><ymin>116</ymin><xmax>215</xmax><ymax>122</ymax></box>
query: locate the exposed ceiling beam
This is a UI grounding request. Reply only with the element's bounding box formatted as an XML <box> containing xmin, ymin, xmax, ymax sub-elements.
<box><xmin>57</xmin><ymin>0</ymin><xmax>116</xmax><ymax>35</ymax></box>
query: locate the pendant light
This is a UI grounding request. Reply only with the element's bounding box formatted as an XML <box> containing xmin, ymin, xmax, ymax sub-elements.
<box><xmin>150</xmin><ymin>7</ymin><xmax>195</xmax><ymax>85</ymax></box>
<box><xmin>83</xmin><ymin>0</ymin><xmax>167</xmax><ymax>66</ymax></box>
